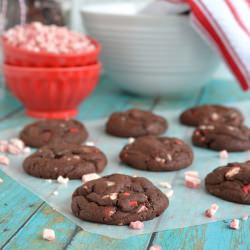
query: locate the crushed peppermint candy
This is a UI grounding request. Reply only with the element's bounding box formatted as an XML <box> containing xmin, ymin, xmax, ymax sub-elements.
<box><xmin>46</xmin><ymin>179</ymin><xmax>52</xmax><ymax>183</ymax></box>
<box><xmin>227</xmin><ymin>126</ymin><xmax>235</xmax><ymax>131</ymax></box>
<box><xmin>167</xmin><ymin>154</ymin><xmax>172</xmax><ymax>161</ymax></box>
<box><xmin>7</xmin><ymin>144</ymin><xmax>21</xmax><ymax>155</ymax></box>
<box><xmin>129</xmin><ymin>200</ymin><xmax>138</xmax><ymax>207</ymax></box>
<box><xmin>52</xmin><ymin>191</ymin><xmax>59</xmax><ymax>196</ymax></box>
<box><xmin>185</xmin><ymin>175</ymin><xmax>201</xmax><ymax>189</ymax></box>
<box><xmin>82</xmin><ymin>173</ymin><xmax>101</xmax><ymax>183</ymax></box>
<box><xmin>0</xmin><ymin>140</ymin><xmax>8</xmax><ymax>145</ymax></box>
<box><xmin>159</xmin><ymin>182</ymin><xmax>172</xmax><ymax>189</ymax></box>
<box><xmin>109</xmin><ymin>193</ymin><xmax>118</xmax><ymax>200</ymax></box>
<box><xmin>158</xmin><ymin>181</ymin><xmax>174</xmax><ymax>198</ymax></box>
<box><xmin>211</xmin><ymin>112</ymin><xmax>219</xmax><ymax>120</ymax></box>
<box><xmin>104</xmin><ymin>207</ymin><xmax>116</xmax><ymax>218</ymax></box>
<box><xmin>174</xmin><ymin>140</ymin><xmax>183</xmax><ymax>145</ymax></box>
<box><xmin>57</xmin><ymin>176</ymin><xmax>69</xmax><ymax>184</ymax></box>
<box><xmin>0</xmin><ymin>143</ymin><xmax>8</xmax><ymax>153</ymax></box>
<box><xmin>0</xmin><ymin>178</ymin><xmax>3</xmax><ymax>183</ymax></box>
<box><xmin>69</xmin><ymin>128</ymin><xmax>78</xmax><ymax>133</ymax></box>
<box><xmin>205</xmin><ymin>203</ymin><xmax>219</xmax><ymax>218</ymax></box>
<box><xmin>242</xmin><ymin>215</ymin><xmax>248</xmax><ymax>221</ymax></box>
<box><xmin>106</xmin><ymin>181</ymin><xmax>115</xmax><ymax>187</ymax></box>
<box><xmin>206</xmin><ymin>125</ymin><xmax>215</xmax><ymax>130</ymax></box>
<box><xmin>242</xmin><ymin>185</ymin><xmax>250</xmax><ymax>194</ymax></box>
<box><xmin>184</xmin><ymin>171</ymin><xmax>199</xmax><ymax>178</ymax></box>
<box><xmin>137</xmin><ymin>205</ymin><xmax>148</xmax><ymax>213</ymax></box>
<box><xmin>155</xmin><ymin>157</ymin><xmax>165</xmax><ymax>163</ymax></box>
<box><xmin>9</xmin><ymin>138</ymin><xmax>24</xmax><ymax>150</ymax></box>
<box><xmin>128</xmin><ymin>137</ymin><xmax>135</xmax><ymax>144</ymax></box>
<box><xmin>199</xmin><ymin>125</ymin><xmax>214</xmax><ymax>130</ymax></box>
<box><xmin>225</xmin><ymin>166</ymin><xmax>240</xmax><ymax>178</ymax></box>
<box><xmin>3</xmin><ymin>22</ymin><xmax>95</xmax><ymax>54</ymax></box>
<box><xmin>195</xmin><ymin>131</ymin><xmax>200</xmax><ymax>136</ymax></box>
<box><xmin>129</xmin><ymin>221</ymin><xmax>144</xmax><ymax>230</ymax></box>
<box><xmin>72</xmin><ymin>155</ymin><xmax>81</xmax><ymax>160</ymax></box>
<box><xmin>23</xmin><ymin>147</ymin><xmax>31</xmax><ymax>154</ymax></box>
<box><xmin>184</xmin><ymin>171</ymin><xmax>201</xmax><ymax>189</ymax></box>
<box><xmin>85</xmin><ymin>141</ymin><xmax>95</xmax><ymax>147</ymax></box>
<box><xmin>229</xmin><ymin>219</ymin><xmax>240</xmax><ymax>230</ymax></box>
<box><xmin>165</xmin><ymin>189</ymin><xmax>174</xmax><ymax>198</ymax></box>
<box><xmin>0</xmin><ymin>155</ymin><xmax>10</xmax><ymax>166</ymax></box>
<box><xmin>211</xmin><ymin>203</ymin><xmax>219</xmax><ymax>211</ymax></box>
<box><xmin>219</xmin><ymin>150</ymin><xmax>229</xmax><ymax>159</ymax></box>
<box><xmin>123</xmin><ymin>192</ymin><xmax>131</xmax><ymax>197</ymax></box>
<box><xmin>149</xmin><ymin>245</ymin><xmax>162</xmax><ymax>250</ymax></box>
<box><xmin>42</xmin><ymin>228</ymin><xmax>56</xmax><ymax>241</ymax></box>
<box><xmin>0</xmin><ymin>138</ymin><xmax>30</xmax><ymax>156</ymax></box>
<box><xmin>199</xmin><ymin>125</ymin><xmax>206</xmax><ymax>130</ymax></box>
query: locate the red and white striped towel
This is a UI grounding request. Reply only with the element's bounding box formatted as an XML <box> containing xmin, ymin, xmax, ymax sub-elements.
<box><xmin>141</xmin><ymin>0</ymin><xmax>250</xmax><ymax>90</ymax></box>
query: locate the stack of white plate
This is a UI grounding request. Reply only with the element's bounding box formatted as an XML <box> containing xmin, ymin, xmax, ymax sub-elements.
<box><xmin>81</xmin><ymin>0</ymin><xmax>220</xmax><ymax>97</ymax></box>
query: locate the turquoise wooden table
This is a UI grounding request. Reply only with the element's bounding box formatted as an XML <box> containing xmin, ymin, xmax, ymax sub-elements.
<box><xmin>0</xmin><ymin>76</ymin><xmax>250</xmax><ymax>250</ymax></box>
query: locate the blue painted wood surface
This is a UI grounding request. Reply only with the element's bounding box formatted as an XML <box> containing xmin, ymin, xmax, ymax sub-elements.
<box><xmin>0</xmin><ymin>76</ymin><xmax>249</xmax><ymax>250</ymax></box>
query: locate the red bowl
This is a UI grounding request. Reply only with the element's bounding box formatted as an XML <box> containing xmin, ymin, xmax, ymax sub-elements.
<box><xmin>3</xmin><ymin>63</ymin><xmax>101</xmax><ymax>119</ymax></box>
<box><xmin>2</xmin><ymin>37</ymin><xmax>101</xmax><ymax>67</ymax></box>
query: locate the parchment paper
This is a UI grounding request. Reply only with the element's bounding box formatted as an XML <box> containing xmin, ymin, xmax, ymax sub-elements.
<box><xmin>1</xmin><ymin>102</ymin><xmax>250</xmax><ymax>239</ymax></box>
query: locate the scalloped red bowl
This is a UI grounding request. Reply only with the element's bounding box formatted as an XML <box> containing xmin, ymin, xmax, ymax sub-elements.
<box><xmin>3</xmin><ymin>63</ymin><xmax>101</xmax><ymax>119</ymax></box>
<box><xmin>2</xmin><ymin>37</ymin><xmax>101</xmax><ymax>67</ymax></box>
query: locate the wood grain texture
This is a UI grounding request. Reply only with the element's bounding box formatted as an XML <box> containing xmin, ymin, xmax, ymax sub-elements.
<box><xmin>153</xmin><ymin>219</ymin><xmax>250</xmax><ymax>250</ymax></box>
<box><xmin>2</xmin><ymin>205</ymin><xmax>77</xmax><ymax>250</ymax></box>
<box><xmin>0</xmin><ymin>91</ymin><xmax>22</xmax><ymax>118</ymax></box>
<box><xmin>66</xmin><ymin>231</ymin><xmax>150</xmax><ymax>250</ymax></box>
<box><xmin>0</xmin><ymin>171</ymin><xmax>42</xmax><ymax>246</ymax></box>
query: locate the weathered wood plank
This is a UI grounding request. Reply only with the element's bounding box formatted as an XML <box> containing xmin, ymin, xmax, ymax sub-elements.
<box><xmin>0</xmin><ymin>171</ymin><xmax>42</xmax><ymax>247</ymax></box>
<box><xmin>2</xmin><ymin>205</ymin><xmax>77</xmax><ymax>250</ymax></box>
<box><xmin>152</xmin><ymin>219</ymin><xmax>250</xmax><ymax>250</ymax></box>
<box><xmin>66</xmin><ymin>230</ymin><xmax>150</xmax><ymax>250</ymax></box>
<box><xmin>0</xmin><ymin>91</ymin><xmax>22</xmax><ymax>118</ymax></box>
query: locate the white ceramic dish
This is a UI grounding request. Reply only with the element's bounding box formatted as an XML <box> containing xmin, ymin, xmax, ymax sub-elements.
<box><xmin>81</xmin><ymin>1</ymin><xmax>220</xmax><ymax>97</ymax></box>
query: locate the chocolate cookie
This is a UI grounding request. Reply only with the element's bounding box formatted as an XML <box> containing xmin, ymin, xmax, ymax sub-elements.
<box><xmin>120</xmin><ymin>136</ymin><xmax>193</xmax><ymax>171</ymax></box>
<box><xmin>20</xmin><ymin>119</ymin><xmax>88</xmax><ymax>148</ymax></box>
<box><xmin>205</xmin><ymin>162</ymin><xmax>250</xmax><ymax>204</ymax></box>
<box><xmin>23</xmin><ymin>144</ymin><xmax>107</xmax><ymax>179</ymax></box>
<box><xmin>71</xmin><ymin>174</ymin><xmax>169</xmax><ymax>225</ymax></box>
<box><xmin>180</xmin><ymin>105</ymin><xmax>244</xmax><ymax>127</ymax></box>
<box><xmin>106</xmin><ymin>109</ymin><xmax>168</xmax><ymax>138</ymax></box>
<box><xmin>192</xmin><ymin>124</ymin><xmax>250</xmax><ymax>152</ymax></box>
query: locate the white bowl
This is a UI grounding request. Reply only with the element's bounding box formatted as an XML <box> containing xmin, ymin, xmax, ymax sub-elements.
<box><xmin>81</xmin><ymin>1</ymin><xmax>220</xmax><ymax>97</ymax></box>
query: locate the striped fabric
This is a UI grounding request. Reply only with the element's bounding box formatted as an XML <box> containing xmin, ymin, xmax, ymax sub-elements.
<box><xmin>164</xmin><ymin>0</ymin><xmax>250</xmax><ymax>90</ymax></box>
